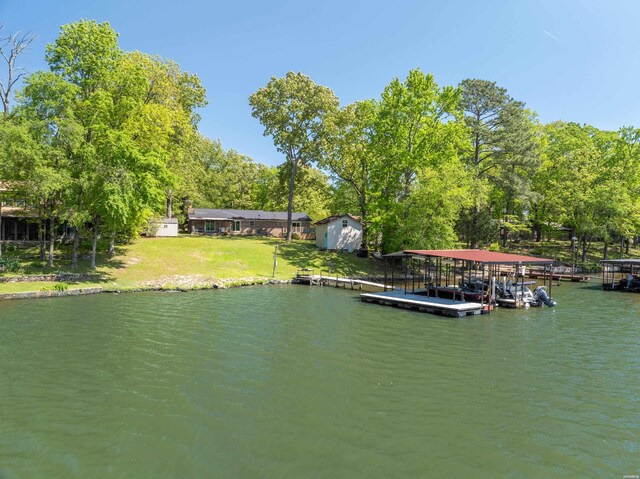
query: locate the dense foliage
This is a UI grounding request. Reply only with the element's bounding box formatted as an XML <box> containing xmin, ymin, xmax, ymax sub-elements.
<box><xmin>253</xmin><ymin>70</ymin><xmax>640</xmax><ymax>254</ymax></box>
<box><xmin>1</xmin><ymin>19</ymin><xmax>639</xmax><ymax>268</ymax></box>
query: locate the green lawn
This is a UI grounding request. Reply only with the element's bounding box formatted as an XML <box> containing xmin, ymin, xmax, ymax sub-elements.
<box><xmin>0</xmin><ymin>236</ymin><xmax>384</xmax><ymax>294</ymax></box>
<box><xmin>5</xmin><ymin>234</ymin><xmax>633</xmax><ymax>296</ymax></box>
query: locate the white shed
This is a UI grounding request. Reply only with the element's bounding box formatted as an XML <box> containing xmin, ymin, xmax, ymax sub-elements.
<box><xmin>314</xmin><ymin>214</ymin><xmax>362</xmax><ymax>251</ymax></box>
<box><xmin>152</xmin><ymin>218</ymin><xmax>179</xmax><ymax>237</ymax></box>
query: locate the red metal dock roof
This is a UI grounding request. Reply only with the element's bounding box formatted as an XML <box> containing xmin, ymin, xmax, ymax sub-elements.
<box><xmin>402</xmin><ymin>249</ymin><xmax>555</xmax><ymax>265</ymax></box>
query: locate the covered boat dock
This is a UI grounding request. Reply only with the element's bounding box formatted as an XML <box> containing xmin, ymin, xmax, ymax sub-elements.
<box><xmin>361</xmin><ymin>249</ymin><xmax>556</xmax><ymax>316</ymax></box>
<box><xmin>601</xmin><ymin>258</ymin><xmax>640</xmax><ymax>292</ymax></box>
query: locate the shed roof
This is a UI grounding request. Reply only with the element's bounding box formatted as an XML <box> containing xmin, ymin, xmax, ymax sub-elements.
<box><xmin>313</xmin><ymin>214</ymin><xmax>360</xmax><ymax>225</ymax></box>
<box><xmin>188</xmin><ymin>208</ymin><xmax>312</xmax><ymax>221</ymax></box>
<box><xmin>394</xmin><ymin>249</ymin><xmax>555</xmax><ymax>265</ymax></box>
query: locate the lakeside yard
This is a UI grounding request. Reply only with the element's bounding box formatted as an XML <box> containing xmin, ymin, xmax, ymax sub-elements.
<box><xmin>0</xmin><ymin>236</ymin><xmax>385</xmax><ymax>294</ymax></box>
<box><xmin>2</xmin><ymin>235</ymin><xmax>639</xmax><ymax>297</ymax></box>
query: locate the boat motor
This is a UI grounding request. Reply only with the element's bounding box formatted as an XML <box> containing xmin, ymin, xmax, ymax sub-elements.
<box><xmin>533</xmin><ymin>286</ymin><xmax>556</xmax><ymax>307</ymax></box>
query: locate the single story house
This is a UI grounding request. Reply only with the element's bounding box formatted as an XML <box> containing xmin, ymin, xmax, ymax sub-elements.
<box><xmin>314</xmin><ymin>214</ymin><xmax>362</xmax><ymax>251</ymax></box>
<box><xmin>188</xmin><ymin>208</ymin><xmax>314</xmax><ymax>239</ymax></box>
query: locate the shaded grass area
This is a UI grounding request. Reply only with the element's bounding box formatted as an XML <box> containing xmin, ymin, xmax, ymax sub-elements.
<box><xmin>501</xmin><ymin>239</ymin><xmax>640</xmax><ymax>271</ymax></box>
<box><xmin>0</xmin><ymin>236</ymin><xmax>385</xmax><ymax>294</ymax></box>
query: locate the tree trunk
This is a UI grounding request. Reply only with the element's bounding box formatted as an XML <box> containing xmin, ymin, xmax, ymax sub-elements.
<box><xmin>581</xmin><ymin>236</ymin><xmax>587</xmax><ymax>263</ymax></box>
<box><xmin>603</xmin><ymin>241</ymin><xmax>608</xmax><ymax>260</ymax></box>
<box><xmin>71</xmin><ymin>229</ymin><xmax>80</xmax><ymax>270</ymax></box>
<box><xmin>286</xmin><ymin>160</ymin><xmax>297</xmax><ymax>242</ymax></box>
<box><xmin>48</xmin><ymin>217</ymin><xmax>55</xmax><ymax>268</ymax></box>
<box><xmin>502</xmin><ymin>199</ymin><xmax>511</xmax><ymax>247</ymax></box>
<box><xmin>90</xmin><ymin>218</ymin><xmax>99</xmax><ymax>269</ymax></box>
<box><xmin>360</xmin><ymin>200</ymin><xmax>368</xmax><ymax>252</ymax></box>
<box><xmin>39</xmin><ymin>220</ymin><xmax>45</xmax><ymax>261</ymax></box>
<box><xmin>626</xmin><ymin>237</ymin><xmax>630</xmax><ymax>255</ymax></box>
<box><xmin>502</xmin><ymin>224</ymin><xmax>508</xmax><ymax>247</ymax></box>
<box><xmin>470</xmin><ymin>206</ymin><xmax>478</xmax><ymax>250</ymax></box>
<box><xmin>108</xmin><ymin>229</ymin><xmax>116</xmax><ymax>256</ymax></box>
<box><xmin>0</xmin><ymin>31</ymin><xmax>36</xmax><ymax>116</ymax></box>
<box><xmin>166</xmin><ymin>189</ymin><xmax>173</xmax><ymax>218</ymax></box>
<box><xmin>534</xmin><ymin>224</ymin><xmax>541</xmax><ymax>242</ymax></box>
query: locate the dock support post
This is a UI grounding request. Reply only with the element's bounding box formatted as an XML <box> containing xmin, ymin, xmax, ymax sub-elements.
<box><xmin>384</xmin><ymin>257</ymin><xmax>388</xmax><ymax>292</ymax></box>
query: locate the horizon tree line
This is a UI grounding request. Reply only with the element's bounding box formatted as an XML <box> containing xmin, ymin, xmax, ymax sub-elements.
<box><xmin>0</xmin><ymin>19</ymin><xmax>638</xmax><ymax>271</ymax></box>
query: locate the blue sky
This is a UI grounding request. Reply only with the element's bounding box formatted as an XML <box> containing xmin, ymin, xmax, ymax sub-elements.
<box><xmin>1</xmin><ymin>0</ymin><xmax>639</xmax><ymax>166</ymax></box>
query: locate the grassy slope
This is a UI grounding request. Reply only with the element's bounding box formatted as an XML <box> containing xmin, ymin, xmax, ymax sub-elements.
<box><xmin>0</xmin><ymin>236</ymin><xmax>384</xmax><ymax>293</ymax></box>
<box><xmin>500</xmin><ymin>239</ymin><xmax>640</xmax><ymax>269</ymax></box>
<box><xmin>4</xmin><ymin>235</ymin><xmax>638</xmax><ymax>295</ymax></box>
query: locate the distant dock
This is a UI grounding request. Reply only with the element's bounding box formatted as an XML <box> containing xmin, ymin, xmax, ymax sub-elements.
<box><xmin>527</xmin><ymin>267</ymin><xmax>590</xmax><ymax>282</ymax></box>
<box><xmin>292</xmin><ymin>273</ymin><xmax>393</xmax><ymax>291</ymax></box>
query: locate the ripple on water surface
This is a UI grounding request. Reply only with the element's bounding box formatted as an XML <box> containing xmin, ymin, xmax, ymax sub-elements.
<box><xmin>0</xmin><ymin>283</ymin><xmax>638</xmax><ymax>478</ymax></box>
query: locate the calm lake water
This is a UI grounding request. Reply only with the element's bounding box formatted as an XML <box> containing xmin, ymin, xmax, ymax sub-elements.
<box><xmin>0</xmin><ymin>282</ymin><xmax>638</xmax><ymax>478</ymax></box>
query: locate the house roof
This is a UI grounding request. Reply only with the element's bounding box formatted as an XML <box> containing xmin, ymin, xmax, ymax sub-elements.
<box><xmin>313</xmin><ymin>214</ymin><xmax>361</xmax><ymax>225</ymax></box>
<box><xmin>188</xmin><ymin>208</ymin><xmax>312</xmax><ymax>222</ymax></box>
<box><xmin>389</xmin><ymin>249</ymin><xmax>555</xmax><ymax>265</ymax></box>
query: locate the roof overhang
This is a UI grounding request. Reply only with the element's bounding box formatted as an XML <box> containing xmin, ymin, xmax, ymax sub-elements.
<box><xmin>601</xmin><ymin>259</ymin><xmax>640</xmax><ymax>265</ymax></box>
<box><xmin>189</xmin><ymin>217</ymin><xmax>231</xmax><ymax>221</ymax></box>
<box><xmin>386</xmin><ymin>249</ymin><xmax>555</xmax><ymax>265</ymax></box>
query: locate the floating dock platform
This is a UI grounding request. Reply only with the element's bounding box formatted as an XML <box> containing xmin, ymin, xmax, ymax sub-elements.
<box><xmin>360</xmin><ymin>291</ymin><xmax>485</xmax><ymax>318</ymax></box>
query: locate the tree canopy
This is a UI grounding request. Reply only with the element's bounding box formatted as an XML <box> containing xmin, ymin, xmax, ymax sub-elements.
<box><xmin>249</xmin><ymin>72</ymin><xmax>339</xmax><ymax>241</ymax></box>
<box><xmin>3</xmin><ymin>19</ymin><xmax>640</xmax><ymax>269</ymax></box>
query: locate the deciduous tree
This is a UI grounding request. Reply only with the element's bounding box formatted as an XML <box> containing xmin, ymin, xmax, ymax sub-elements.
<box><xmin>369</xmin><ymin>69</ymin><xmax>469</xmax><ymax>252</ymax></box>
<box><xmin>321</xmin><ymin>100</ymin><xmax>376</xmax><ymax>249</ymax></box>
<box><xmin>249</xmin><ymin>72</ymin><xmax>338</xmax><ymax>240</ymax></box>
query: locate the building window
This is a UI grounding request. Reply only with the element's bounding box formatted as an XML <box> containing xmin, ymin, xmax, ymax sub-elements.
<box><xmin>205</xmin><ymin>220</ymin><xmax>215</xmax><ymax>233</ymax></box>
<box><xmin>232</xmin><ymin>220</ymin><xmax>241</xmax><ymax>232</ymax></box>
<box><xmin>163</xmin><ymin>224</ymin><xmax>168</xmax><ymax>229</ymax></box>
<box><xmin>342</xmin><ymin>219</ymin><xmax>348</xmax><ymax>228</ymax></box>
<box><xmin>292</xmin><ymin>221</ymin><xmax>302</xmax><ymax>233</ymax></box>
<box><xmin>249</xmin><ymin>221</ymin><xmax>255</xmax><ymax>227</ymax></box>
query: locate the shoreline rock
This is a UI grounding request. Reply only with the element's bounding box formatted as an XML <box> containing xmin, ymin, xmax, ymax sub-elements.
<box><xmin>0</xmin><ymin>273</ymin><xmax>100</xmax><ymax>283</ymax></box>
<box><xmin>0</xmin><ymin>277</ymin><xmax>292</xmax><ymax>301</ymax></box>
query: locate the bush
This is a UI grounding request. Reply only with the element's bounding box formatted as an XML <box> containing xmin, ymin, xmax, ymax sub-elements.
<box><xmin>487</xmin><ymin>242</ymin><xmax>501</xmax><ymax>252</ymax></box>
<box><xmin>291</xmin><ymin>233</ymin><xmax>300</xmax><ymax>240</ymax></box>
<box><xmin>0</xmin><ymin>256</ymin><xmax>21</xmax><ymax>273</ymax></box>
<box><xmin>41</xmin><ymin>283</ymin><xmax>69</xmax><ymax>292</ymax></box>
<box><xmin>143</xmin><ymin>218</ymin><xmax>162</xmax><ymax>237</ymax></box>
